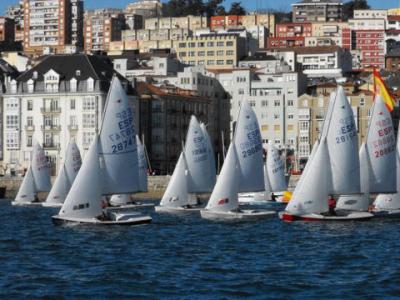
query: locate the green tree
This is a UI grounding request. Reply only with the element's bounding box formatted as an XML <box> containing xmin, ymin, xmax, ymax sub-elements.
<box><xmin>228</xmin><ymin>1</ymin><xmax>246</xmax><ymax>15</ymax></box>
<box><xmin>343</xmin><ymin>0</ymin><xmax>370</xmax><ymax>21</ymax></box>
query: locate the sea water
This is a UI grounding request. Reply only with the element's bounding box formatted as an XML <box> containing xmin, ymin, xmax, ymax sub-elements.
<box><xmin>0</xmin><ymin>199</ymin><xmax>399</xmax><ymax>298</ymax></box>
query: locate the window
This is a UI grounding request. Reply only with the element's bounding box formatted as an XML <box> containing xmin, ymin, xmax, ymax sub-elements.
<box><xmin>226</xmin><ymin>50</ymin><xmax>234</xmax><ymax>55</ymax></box>
<box><xmin>274</xmin><ymin>100</ymin><xmax>280</xmax><ymax>107</ymax></box>
<box><xmin>198</xmin><ymin>60</ymin><xmax>205</xmax><ymax>65</ymax></box>
<box><xmin>70</xmin><ymin>78</ymin><xmax>77</xmax><ymax>92</ymax></box>
<box><xmin>83</xmin><ymin>97</ymin><xmax>96</xmax><ymax>110</ymax></box>
<box><xmin>217</xmin><ymin>60</ymin><xmax>224</xmax><ymax>65</ymax></box>
<box><xmin>27</xmin><ymin>116</ymin><xmax>33</xmax><ymax>126</ymax></box>
<box><xmin>27</xmin><ymin>100</ymin><xmax>33</xmax><ymax>111</ymax></box>
<box><xmin>70</xmin><ymin>115</ymin><xmax>77</xmax><ymax>126</ymax></box>
<box><xmin>274</xmin><ymin>125</ymin><xmax>280</xmax><ymax>131</ymax></box>
<box><xmin>207</xmin><ymin>41</ymin><xmax>214</xmax><ymax>47</ymax></box>
<box><xmin>70</xmin><ymin>99</ymin><xmax>76</xmax><ymax>110</ymax></box>
<box><xmin>274</xmin><ymin>114</ymin><xmax>280</xmax><ymax>119</ymax></box>
<box><xmin>261</xmin><ymin>100</ymin><xmax>268</xmax><ymax>107</ymax></box>
<box><xmin>238</xmin><ymin>89</ymin><xmax>244</xmax><ymax>95</ymax></box>
<box><xmin>288</xmin><ymin>100</ymin><xmax>294</xmax><ymax>107</ymax></box>
<box><xmin>27</xmin><ymin>135</ymin><xmax>33</xmax><ymax>147</ymax></box>
<box><xmin>189</xmin><ymin>42</ymin><xmax>196</xmax><ymax>47</ymax></box>
<box><xmin>188</xmin><ymin>51</ymin><xmax>195</xmax><ymax>57</ymax></box>
<box><xmin>179</xmin><ymin>42</ymin><xmax>186</xmax><ymax>48</ymax></box>
<box><xmin>249</xmin><ymin>100</ymin><xmax>256</xmax><ymax>107</ymax></box>
<box><xmin>198</xmin><ymin>51</ymin><xmax>205</xmax><ymax>56</ymax></box>
<box><xmin>28</xmin><ymin>79</ymin><xmax>34</xmax><ymax>93</ymax></box>
<box><xmin>299</xmin><ymin>121</ymin><xmax>309</xmax><ymax>131</ymax></box>
<box><xmin>360</xmin><ymin>97</ymin><xmax>365</xmax><ymax>106</ymax></box>
<box><xmin>87</xmin><ymin>78</ymin><xmax>94</xmax><ymax>92</ymax></box>
<box><xmin>83</xmin><ymin>131</ymin><xmax>96</xmax><ymax>147</ymax></box>
<box><xmin>207</xmin><ymin>60</ymin><xmax>215</xmax><ymax>65</ymax></box>
<box><xmin>217</xmin><ymin>50</ymin><xmax>224</xmax><ymax>56</ymax></box>
<box><xmin>10</xmin><ymin>80</ymin><xmax>17</xmax><ymax>93</ymax></box>
<box><xmin>6</xmin><ymin>115</ymin><xmax>18</xmax><ymax>129</ymax></box>
<box><xmin>198</xmin><ymin>42</ymin><xmax>205</xmax><ymax>47</ymax></box>
<box><xmin>261</xmin><ymin>125</ymin><xmax>268</xmax><ymax>131</ymax></box>
<box><xmin>83</xmin><ymin>114</ymin><xmax>96</xmax><ymax>128</ymax></box>
<box><xmin>207</xmin><ymin>51</ymin><xmax>214</xmax><ymax>56</ymax></box>
<box><xmin>288</xmin><ymin>114</ymin><xmax>294</xmax><ymax>119</ymax></box>
<box><xmin>226</xmin><ymin>60</ymin><xmax>234</xmax><ymax>65</ymax></box>
<box><xmin>6</xmin><ymin>132</ymin><xmax>19</xmax><ymax>149</ymax></box>
<box><xmin>217</xmin><ymin>41</ymin><xmax>224</xmax><ymax>47</ymax></box>
<box><xmin>226</xmin><ymin>41</ymin><xmax>234</xmax><ymax>46</ymax></box>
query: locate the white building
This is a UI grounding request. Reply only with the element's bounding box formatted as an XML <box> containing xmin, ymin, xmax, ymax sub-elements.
<box><xmin>2</xmin><ymin>54</ymin><xmax>136</xmax><ymax>175</ymax></box>
<box><xmin>213</xmin><ymin>64</ymin><xmax>307</xmax><ymax>151</ymax></box>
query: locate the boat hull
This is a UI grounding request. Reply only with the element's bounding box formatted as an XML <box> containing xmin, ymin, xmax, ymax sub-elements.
<box><xmin>11</xmin><ymin>201</ymin><xmax>43</xmax><ymax>207</ymax></box>
<box><xmin>106</xmin><ymin>203</ymin><xmax>155</xmax><ymax>212</ymax></box>
<box><xmin>279</xmin><ymin>211</ymin><xmax>373</xmax><ymax>222</ymax></box>
<box><xmin>238</xmin><ymin>192</ymin><xmax>287</xmax><ymax>205</ymax></box>
<box><xmin>200</xmin><ymin>209</ymin><xmax>275</xmax><ymax>221</ymax></box>
<box><xmin>154</xmin><ymin>205</ymin><xmax>202</xmax><ymax>213</ymax></box>
<box><xmin>372</xmin><ymin>209</ymin><xmax>400</xmax><ymax>218</ymax></box>
<box><xmin>51</xmin><ymin>215</ymin><xmax>152</xmax><ymax>226</ymax></box>
<box><xmin>42</xmin><ymin>202</ymin><xmax>63</xmax><ymax>208</ymax></box>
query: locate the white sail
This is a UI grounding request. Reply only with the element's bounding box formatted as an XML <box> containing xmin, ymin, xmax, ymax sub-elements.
<box><xmin>110</xmin><ymin>194</ymin><xmax>131</xmax><ymax>206</ymax></box>
<box><xmin>45</xmin><ymin>166</ymin><xmax>70</xmax><ymax>205</ymax></box>
<box><xmin>374</xmin><ymin>121</ymin><xmax>400</xmax><ymax>210</ymax></box>
<box><xmin>185</xmin><ymin>116</ymin><xmax>213</xmax><ymax>193</ymax></box>
<box><xmin>58</xmin><ymin>137</ymin><xmax>102</xmax><ymax>219</ymax></box>
<box><xmin>263</xmin><ymin>164</ymin><xmax>272</xmax><ymax>194</ymax></box>
<box><xmin>266</xmin><ymin>142</ymin><xmax>287</xmax><ymax>192</ymax></box>
<box><xmin>136</xmin><ymin>135</ymin><xmax>148</xmax><ymax>192</ymax></box>
<box><xmin>365</xmin><ymin>96</ymin><xmax>396</xmax><ymax>194</ymax></box>
<box><xmin>286</xmin><ymin>139</ymin><xmax>330</xmax><ymax>215</ymax></box>
<box><xmin>64</xmin><ymin>140</ymin><xmax>82</xmax><ymax>185</ymax></box>
<box><xmin>160</xmin><ymin>153</ymin><xmax>189</xmax><ymax>208</ymax></box>
<box><xmin>31</xmin><ymin>140</ymin><xmax>51</xmax><ymax>192</ymax></box>
<box><xmin>234</xmin><ymin>100</ymin><xmax>264</xmax><ymax>192</ymax></box>
<box><xmin>206</xmin><ymin>143</ymin><xmax>239</xmax><ymax>212</ymax></box>
<box><xmin>99</xmin><ymin>76</ymin><xmax>139</xmax><ymax>195</ymax></box>
<box><xmin>14</xmin><ymin>166</ymin><xmax>36</xmax><ymax>203</ymax></box>
<box><xmin>336</xmin><ymin>144</ymin><xmax>370</xmax><ymax>211</ymax></box>
<box><xmin>324</xmin><ymin>87</ymin><xmax>360</xmax><ymax>194</ymax></box>
<box><xmin>200</xmin><ymin>122</ymin><xmax>217</xmax><ymax>190</ymax></box>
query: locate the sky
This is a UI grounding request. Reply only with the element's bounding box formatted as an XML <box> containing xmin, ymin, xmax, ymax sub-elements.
<box><xmin>1</xmin><ymin>0</ymin><xmax>399</xmax><ymax>15</ymax></box>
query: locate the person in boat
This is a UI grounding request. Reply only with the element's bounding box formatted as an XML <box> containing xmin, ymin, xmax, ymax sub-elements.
<box><xmin>33</xmin><ymin>194</ymin><xmax>40</xmax><ymax>203</ymax></box>
<box><xmin>271</xmin><ymin>193</ymin><xmax>277</xmax><ymax>202</ymax></box>
<box><xmin>328</xmin><ymin>195</ymin><xmax>337</xmax><ymax>216</ymax></box>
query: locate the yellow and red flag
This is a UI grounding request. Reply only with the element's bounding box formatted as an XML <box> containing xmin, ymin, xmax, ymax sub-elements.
<box><xmin>373</xmin><ymin>69</ymin><xmax>396</xmax><ymax>112</ymax></box>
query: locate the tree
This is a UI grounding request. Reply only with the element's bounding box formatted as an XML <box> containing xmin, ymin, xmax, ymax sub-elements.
<box><xmin>228</xmin><ymin>2</ymin><xmax>246</xmax><ymax>15</ymax></box>
<box><xmin>343</xmin><ymin>0</ymin><xmax>370</xmax><ymax>21</ymax></box>
<box><xmin>204</xmin><ymin>0</ymin><xmax>225</xmax><ymax>17</ymax></box>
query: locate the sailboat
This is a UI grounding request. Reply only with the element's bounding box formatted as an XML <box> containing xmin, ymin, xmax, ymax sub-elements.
<box><xmin>155</xmin><ymin>115</ymin><xmax>216</xmax><ymax>213</ymax></box>
<box><xmin>239</xmin><ymin>142</ymin><xmax>288</xmax><ymax>204</ymax></box>
<box><xmin>42</xmin><ymin>140</ymin><xmax>82</xmax><ymax>207</ymax></box>
<box><xmin>200</xmin><ymin>100</ymin><xmax>275</xmax><ymax>220</ymax></box>
<box><xmin>336</xmin><ymin>96</ymin><xmax>397</xmax><ymax>214</ymax></box>
<box><xmin>12</xmin><ymin>140</ymin><xmax>52</xmax><ymax>206</ymax></box>
<box><xmin>107</xmin><ymin>135</ymin><xmax>155</xmax><ymax>211</ymax></box>
<box><xmin>52</xmin><ymin>76</ymin><xmax>152</xmax><ymax>225</ymax></box>
<box><xmin>279</xmin><ymin>87</ymin><xmax>373</xmax><ymax>221</ymax></box>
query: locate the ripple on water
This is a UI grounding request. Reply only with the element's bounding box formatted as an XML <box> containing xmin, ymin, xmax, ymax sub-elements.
<box><xmin>0</xmin><ymin>200</ymin><xmax>399</xmax><ymax>298</ymax></box>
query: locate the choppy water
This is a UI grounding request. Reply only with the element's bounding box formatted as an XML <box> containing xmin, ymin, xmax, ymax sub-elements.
<box><xmin>1</xmin><ymin>199</ymin><xmax>400</xmax><ymax>299</ymax></box>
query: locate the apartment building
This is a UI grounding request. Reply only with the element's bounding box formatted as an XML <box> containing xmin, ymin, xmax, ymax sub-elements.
<box><xmin>297</xmin><ymin>85</ymin><xmax>374</xmax><ymax>166</ymax></box>
<box><xmin>145</xmin><ymin>16</ymin><xmax>208</xmax><ymax>30</ymax></box>
<box><xmin>84</xmin><ymin>9</ymin><xmax>125</xmax><ymax>52</ymax></box>
<box><xmin>0</xmin><ymin>17</ymin><xmax>15</xmax><ymax>44</ymax></box>
<box><xmin>306</xmin><ymin>22</ymin><xmax>350</xmax><ymax>49</ymax></box>
<box><xmin>268</xmin><ymin>22</ymin><xmax>312</xmax><ymax>48</ymax></box>
<box><xmin>173</xmin><ymin>33</ymin><xmax>246</xmax><ymax>69</ymax></box>
<box><xmin>386</xmin><ymin>15</ymin><xmax>400</xmax><ymax>53</ymax></box>
<box><xmin>2</xmin><ymin>54</ymin><xmax>136</xmax><ymax>175</ymax></box>
<box><xmin>210</xmin><ymin>14</ymin><xmax>276</xmax><ymax>36</ymax></box>
<box><xmin>292</xmin><ymin>0</ymin><xmax>343</xmax><ymax>23</ymax></box>
<box><xmin>6</xmin><ymin>1</ymin><xmax>24</xmax><ymax>42</ymax></box>
<box><xmin>385</xmin><ymin>48</ymin><xmax>400</xmax><ymax>71</ymax></box>
<box><xmin>125</xmin><ymin>13</ymin><xmax>143</xmax><ymax>30</ymax></box>
<box><xmin>125</xmin><ymin>0</ymin><xmax>162</xmax><ymax>19</ymax></box>
<box><xmin>23</xmin><ymin>0</ymin><xmax>84</xmax><ymax>55</ymax></box>
<box><xmin>136</xmin><ymin>82</ymin><xmax>212</xmax><ymax>174</ymax></box>
<box><xmin>213</xmin><ymin>66</ymin><xmax>307</xmax><ymax>152</ymax></box>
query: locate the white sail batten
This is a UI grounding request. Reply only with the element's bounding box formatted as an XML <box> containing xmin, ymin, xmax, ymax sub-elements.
<box><xmin>286</xmin><ymin>139</ymin><xmax>330</xmax><ymax>215</ymax></box>
<box><xmin>14</xmin><ymin>166</ymin><xmax>36</xmax><ymax>203</ymax></box>
<box><xmin>185</xmin><ymin>116</ymin><xmax>212</xmax><ymax>193</ymax></box>
<box><xmin>99</xmin><ymin>76</ymin><xmax>139</xmax><ymax>195</ymax></box>
<box><xmin>136</xmin><ymin>135</ymin><xmax>148</xmax><ymax>192</ymax></box>
<box><xmin>205</xmin><ymin>143</ymin><xmax>239</xmax><ymax>212</ymax></box>
<box><xmin>266</xmin><ymin>142</ymin><xmax>287</xmax><ymax>192</ymax></box>
<box><xmin>234</xmin><ymin>100</ymin><xmax>264</xmax><ymax>193</ymax></box>
<box><xmin>59</xmin><ymin>137</ymin><xmax>103</xmax><ymax>219</ymax></box>
<box><xmin>325</xmin><ymin>87</ymin><xmax>360</xmax><ymax>194</ymax></box>
<box><xmin>160</xmin><ymin>153</ymin><xmax>189</xmax><ymax>208</ymax></box>
<box><xmin>32</xmin><ymin>140</ymin><xmax>51</xmax><ymax>192</ymax></box>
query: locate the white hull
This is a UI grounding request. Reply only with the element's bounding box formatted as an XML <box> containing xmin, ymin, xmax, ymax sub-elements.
<box><xmin>200</xmin><ymin>209</ymin><xmax>275</xmax><ymax>221</ymax></box>
<box><xmin>238</xmin><ymin>192</ymin><xmax>286</xmax><ymax>204</ymax></box>
<box><xmin>42</xmin><ymin>202</ymin><xmax>63</xmax><ymax>208</ymax></box>
<box><xmin>11</xmin><ymin>201</ymin><xmax>43</xmax><ymax>207</ymax></box>
<box><xmin>52</xmin><ymin>214</ymin><xmax>152</xmax><ymax>226</ymax></box>
<box><xmin>279</xmin><ymin>211</ymin><xmax>373</xmax><ymax>222</ymax></box>
<box><xmin>154</xmin><ymin>205</ymin><xmax>202</xmax><ymax>213</ymax></box>
<box><xmin>106</xmin><ymin>203</ymin><xmax>155</xmax><ymax>212</ymax></box>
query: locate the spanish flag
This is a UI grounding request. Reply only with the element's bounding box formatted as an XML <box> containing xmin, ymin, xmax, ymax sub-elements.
<box><xmin>373</xmin><ymin>69</ymin><xmax>396</xmax><ymax>112</ymax></box>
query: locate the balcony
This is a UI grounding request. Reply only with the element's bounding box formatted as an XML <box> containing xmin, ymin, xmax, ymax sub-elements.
<box><xmin>43</xmin><ymin>142</ymin><xmax>60</xmax><ymax>150</ymax></box>
<box><xmin>41</xmin><ymin>107</ymin><xmax>61</xmax><ymax>114</ymax></box>
<box><xmin>25</xmin><ymin>125</ymin><xmax>35</xmax><ymax>131</ymax></box>
<box><xmin>41</xmin><ymin>125</ymin><xmax>61</xmax><ymax>131</ymax></box>
<box><xmin>68</xmin><ymin>124</ymin><xmax>78</xmax><ymax>131</ymax></box>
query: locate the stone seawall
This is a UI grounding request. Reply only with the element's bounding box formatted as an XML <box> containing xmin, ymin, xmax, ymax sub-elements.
<box><xmin>0</xmin><ymin>174</ymin><xmax>300</xmax><ymax>199</ymax></box>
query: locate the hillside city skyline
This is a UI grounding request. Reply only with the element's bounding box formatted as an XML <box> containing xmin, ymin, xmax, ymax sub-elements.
<box><xmin>0</xmin><ymin>0</ymin><xmax>398</xmax><ymax>15</ymax></box>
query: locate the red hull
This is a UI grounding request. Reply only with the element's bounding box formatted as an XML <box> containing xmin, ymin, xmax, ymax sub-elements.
<box><xmin>280</xmin><ymin>213</ymin><xmax>320</xmax><ymax>222</ymax></box>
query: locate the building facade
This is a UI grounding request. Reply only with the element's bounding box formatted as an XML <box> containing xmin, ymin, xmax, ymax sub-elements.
<box><xmin>268</xmin><ymin>22</ymin><xmax>312</xmax><ymax>48</ymax></box>
<box><xmin>6</xmin><ymin>0</ymin><xmax>24</xmax><ymax>42</ymax></box>
<box><xmin>2</xmin><ymin>54</ymin><xmax>136</xmax><ymax>176</ymax></box>
<box><xmin>125</xmin><ymin>0</ymin><xmax>162</xmax><ymax>19</ymax></box>
<box><xmin>0</xmin><ymin>17</ymin><xmax>15</xmax><ymax>43</ymax></box>
<box><xmin>292</xmin><ymin>0</ymin><xmax>343</xmax><ymax>23</ymax></box>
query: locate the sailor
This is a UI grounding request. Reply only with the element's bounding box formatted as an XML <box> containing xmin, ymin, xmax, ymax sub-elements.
<box><xmin>328</xmin><ymin>196</ymin><xmax>336</xmax><ymax>216</ymax></box>
<box><xmin>271</xmin><ymin>193</ymin><xmax>277</xmax><ymax>202</ymax></box>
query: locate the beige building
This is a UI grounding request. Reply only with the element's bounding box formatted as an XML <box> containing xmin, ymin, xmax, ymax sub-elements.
<box><xmin>84</xmin><ymin>9</ymin><xmax>125</xmax><ymax>52</ymax></box>
<box><xmin>173</xmin><ymin>33</ymin><xmax>246</xmax><ymax>69</ymax></box>
<box><xmin>145</xmin><ymin>16</ymin><xmax>209</xmax><ymax>30</ymax></box>
<box><xmin>305</xmin><ymin>22</ymin><xmax>350</xmax><ymax>47</ymax></box>
<box><xmin>297</xmin><ymin>83</ymin><xmax>374</xmax><ymax>166</ymax></box>
<box><xmin>125</xmin><ymin>0</ymin><xmax>163</xmax><ymax>19</ymax></box>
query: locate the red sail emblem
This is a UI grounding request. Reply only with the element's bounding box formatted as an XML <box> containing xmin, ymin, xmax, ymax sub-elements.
<box><xmin>218</xmin><ymin>198</ymin><xmax>229</xmax><ymax>205</ymax></box>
